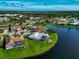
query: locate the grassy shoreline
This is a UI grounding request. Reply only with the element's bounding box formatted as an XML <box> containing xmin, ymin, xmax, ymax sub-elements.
<box><xmin>50</xmin><ymin>23</ymin><xmax>79</xmax><ymax>28</ymax></box>
<box><xmin>0</xmin><ymin>33</ymin><xmax>58</xmax><ymax>59</ymax></box>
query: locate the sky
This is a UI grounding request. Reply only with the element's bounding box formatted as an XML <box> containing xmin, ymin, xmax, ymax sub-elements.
<box><xmin>0</xmin><ymin>0</ymin><xmax>79</xmax><ymax>11</ymax></box>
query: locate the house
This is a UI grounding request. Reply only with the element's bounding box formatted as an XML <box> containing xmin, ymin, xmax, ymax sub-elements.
<box><xmin>29</xmin><ymin>32</ymin><xmax>49</xmax><ymax>41</ymax></box>
<box><xmin>30</xmin><ymin>16</ymin><xmax>42</xmax><ymax>23</ymax></box>
<box><xmin>47</xmin><ymin>19</ymin><xmax>58</xmax><ymax>23</ymax></box>
<box><xmin>70</xmin><ymin>19</ymin><xmax>79</xmax><ymax>25</ymax></box>
<box><xmin>57</xmin><ymin>18</ymin><xmax>69</xmax><ymax>25</ymax></box>
<box><xmin>0</xmin><ymin>36</ymin><xmax>3</xmax><ymax>47</ymax></box>
<box><xmin>19</xmin><ymin>15</ymin><xmax>23</xmax><ymax>18</ymax></box>
<box><xmin>0</xmin><ymin>17</ymin><xmax>10</xmax><ymax>22</ymax></box>
<box><xmin>30</xmin><ymin>16</ymin><xmax>41</xmax><ymax>20</ymax></box>
<box><xmin>3</xmin><ymin>29</ymin><xmax>8</xmax><ymax>35</ymax></box>
<box><xmin>6</xmin><ymin>35</ymin><xmax>24</xmax><ymax>49</ymax></box>
<box><xmin>33</xmin><ymin>26</ymin><xmax>45</xmax><ymax>32</ymax></box>
<box><xmin>0</xmin><ymin>25</ymin><xmax>9</xmax><ymax>30</ymax></box>
<box><xmin>0</xmin><ymin>36</ymin><xmax>3</xmax><ymax>42</ymax></box>
<box><xmin>23</xmin><ymin>29</ymin><xmax>31</xmax><ymax>35</ymax></box>
<box><xmin>5</xmin><ymin>14</ymin><xmax>17</xmax><ymax>17</ymax></box>
<box><xmin>9</xmin><ymin>31</ymin><xmax>15</xmax><ymax>36</ymax></box>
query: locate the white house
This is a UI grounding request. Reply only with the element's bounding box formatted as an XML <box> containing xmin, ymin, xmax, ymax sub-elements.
<box><xmin>29</xmin><ymin>32</ymin><xmax>49</xmax><ymax>40</ymax></box>
<box><xmin>23</xmin><ymin>29</ymin><xmax>31</xmax><ymax>35</ymax></box>
<box><xmin>5</xmin><ymin>14</ymin><xmax>17</xmax><ymax>16</ymax></box>
<box><xmin>9</xmin><ymin>31</ymin><xmax>15</xmax><ymax>36</ymax></box>
<box><xmin>19</xmin><ymin>15</ymin><xmax>23</xmax><ymax>18</ymax></box>
<box><xmin>58</xmin><ymin>18</ymin><xmax>68</xmax><ymax>25</ymax></box>
<box><xmin>0</xmin><ymin>17</ymin><xmax>9</xmax><ymax>22</ymax></box>
<box><xmin>70</xmin><ymin>19</ymin><xmax>79</xmax><ymax>25</ymax></box>
<box><xmin>0</xmin><ymin>36</ymin><xmax>3</xmax><ymax>42</ymax></box>
<box><xmin>3</xmin><ymin>29</ymin><xmax>8</xmax><ymax>35</ymax></box>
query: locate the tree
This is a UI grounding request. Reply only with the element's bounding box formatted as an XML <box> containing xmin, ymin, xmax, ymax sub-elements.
<box><xmin>8</xmin><ymin>24</ymin><xmax>11</xmax><ymax>32</ymax></box>
<box><xmin>47</xmin><ymin>29</ymin><xmax>57</xmax><ymax>34</ymax></box>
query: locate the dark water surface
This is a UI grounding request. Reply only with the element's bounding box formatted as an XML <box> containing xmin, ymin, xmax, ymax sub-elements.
<box><xmin>27</xmin><ymin>25</ymin><xmax>79</xmax><ymax>59</ymax></box>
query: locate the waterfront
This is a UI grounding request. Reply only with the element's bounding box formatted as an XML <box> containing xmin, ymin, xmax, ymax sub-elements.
<box><xmin>28</xmin><ymin>25</ymin><xmax>79</xmax><ymax>59</ymax></box>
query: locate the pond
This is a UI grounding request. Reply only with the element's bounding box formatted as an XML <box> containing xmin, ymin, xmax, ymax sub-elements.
<box><xmin>28</xmin><ymin>25</ymin><xmax>79</xmax><ymax>59</ymax></box>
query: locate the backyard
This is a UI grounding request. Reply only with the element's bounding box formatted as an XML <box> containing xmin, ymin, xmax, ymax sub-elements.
<box><xmin>0</xmin><ymin>33</ymin><xmax>57</xmax><ymax>59</ymax></box>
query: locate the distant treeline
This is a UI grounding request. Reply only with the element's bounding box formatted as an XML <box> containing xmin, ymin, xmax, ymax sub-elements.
<box><xmin>0</xmin><ymin>11</ymin><xmax>79</xmax><ymax>18</ymax></box>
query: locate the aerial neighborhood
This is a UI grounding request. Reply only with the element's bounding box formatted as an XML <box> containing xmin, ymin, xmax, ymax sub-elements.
<box><xmin>47</xmin><ymin>17</ymin><xmax>79</xmax><ymax>25</ymax></box>
<box><xmin>0</xmin><ymin>13</ymin><xmax>78</xmax><ymax>49</ymax></box>
<box><xmin>0</xmin><ymin>13</ymin><xmax>51</xmax><ymax>49</ymax></box>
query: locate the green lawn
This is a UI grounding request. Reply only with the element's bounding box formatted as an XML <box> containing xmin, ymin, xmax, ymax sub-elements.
<box><xmin>0</xmin><ymin>33</ymin><xmax>58</xmax><ymax>59</ymax></box>
<box><xmin>64</xmin><ymin>25</ymin><xmax>79</xmax><ymax>28</ymax></box>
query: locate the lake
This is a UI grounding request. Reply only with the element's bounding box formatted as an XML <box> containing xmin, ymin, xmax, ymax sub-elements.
<box><xmin>27</xmin><ymin>25</ymin><xmax>79</xmax><ymax>59</ymax></box>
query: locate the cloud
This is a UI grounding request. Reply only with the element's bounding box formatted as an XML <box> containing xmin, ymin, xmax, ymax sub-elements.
<box><xmin>73</xmin><ymin>0</ymin><xmax>79</xmax><ymax>1</ymax></box>
<box><xmin>56</xmin><ymin>0</ymin><xmax>68</xmax><ymax>2</ymax></box>
<box><xmin>0</xmin><ymin>3</ymin><xmax>79</xmax><ymax>11</ymax></box>
<box><xmin>23</xmin><ymin>5</ymin><xmax>79</xmax><ymax>11</ymax></box>
<box><xmin>0</xmin><ymin>1</ymin><xmax>79</xmax><ymax>11</ymax></box>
